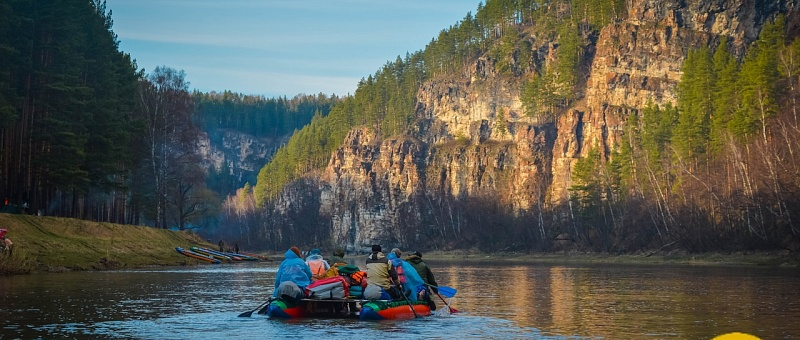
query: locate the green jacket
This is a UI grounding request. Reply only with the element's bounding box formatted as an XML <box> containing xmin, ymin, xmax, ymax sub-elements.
<box><xmin>406</xmin><ymin>255</ymin><xmax>438</xmax><ymax>293</ymax></box>
<box><xmin>328</xmin><ymin>255</ymin><xmax>346</xmax><ymax>266</ymax></box>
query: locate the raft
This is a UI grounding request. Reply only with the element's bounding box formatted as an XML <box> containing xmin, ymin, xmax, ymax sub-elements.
<box><xmin>175</xmin><ymin>247</ymin><xmax>220</xmax><ymax>264</ymax></box>
<box><xmin>264</xmin><ymin>298</ymin><xmax>310</xmax><ymax>319</ymax></box>
<box><xmin>265</xmin><ymin>297</ymin><xmax>360</xmax><ymax>319</ymax></box>
<box><xmin>359</xmin><ymin>300</ymin><xmax>431</xmax><ymax>320</ymax></box>
<box><xmin>264</xmin><ymin>297</ymin><xmax>431</xmax><ymax>320</ymax></box>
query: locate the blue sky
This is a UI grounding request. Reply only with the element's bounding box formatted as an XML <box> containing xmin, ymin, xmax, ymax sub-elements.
<box><xmin>105</xmin><ymin>1</ymin><xmax>481</xmax><ymax>98</ymax></box>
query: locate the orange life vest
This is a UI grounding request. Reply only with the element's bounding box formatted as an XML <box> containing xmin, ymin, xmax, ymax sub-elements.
<box><xmin>349</xmin><ymin>270</ymin><xmax>367</xmax><ymax>285</ymax></box>
<box><xmin>308</xmin><ymin>260</ymin><xmax>327</xmax><ymax>279</ymax></box>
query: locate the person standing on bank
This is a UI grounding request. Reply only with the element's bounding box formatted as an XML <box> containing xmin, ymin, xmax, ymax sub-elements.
<box><xmin>1</xmin><ymin>235</ymin><xmax>12</xmax><ymax>256</ymax></box>
<box><xmin>365</xmin><ymin>244</ymin><xmax>401</xmax><ymax>300</ymax></box>
<box><xmin>406</xmin><ymin>251</ymin><xmax>438</xmax><ymax>309</ymax></box>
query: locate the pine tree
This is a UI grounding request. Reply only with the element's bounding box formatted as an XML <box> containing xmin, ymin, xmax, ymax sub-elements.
<box><xmin>710</xmin><ymin>37</ymin><xmax>739</xmax><ymax>152</ymax></box>
<box><xmin>733</xmin><ymin>16</ymin><xmax>784</xmax><ymax>143</ymax></box>
<box><xmin>554</xmin><ymin>21</ymin><xmax>581</xmax><ymax>105</ymax></box>
<box><xmin>675</xmin><ymin>46</ymin><xmax>714</xmax><ymax>159</ymax></box>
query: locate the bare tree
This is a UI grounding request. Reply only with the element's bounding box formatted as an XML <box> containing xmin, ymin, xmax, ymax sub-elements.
<box><xmin>136</xmin><ymin>66</ymin><xmax>193</xmax><ymax>228</ymax></box>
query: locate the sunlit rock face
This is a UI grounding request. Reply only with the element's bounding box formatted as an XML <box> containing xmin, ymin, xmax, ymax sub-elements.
<box><xmin>552</xmin><ymin>0</ymin><xmax>796</xmax><ymax>201</ymax></box>
<box><xmin>270</xmin><ymin>0</ymin><xmax>797</xmax><ymax>250</ymax></box>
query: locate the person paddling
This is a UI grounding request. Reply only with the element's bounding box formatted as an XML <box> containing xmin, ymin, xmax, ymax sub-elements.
<box><xmin>387</xmin><ymin>248</ymin><xmax>425</xmax><ymax>301</ymax></box>
<box><xmin>406</xmin><ymin>251</ymin><xmax>438</xmax><ymax>309</ymax></box>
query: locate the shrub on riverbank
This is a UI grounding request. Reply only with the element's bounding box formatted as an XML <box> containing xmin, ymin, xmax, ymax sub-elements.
<box><xmin>0</xmin><ymin>250</ymin><xmax>34</xmax><ymax>275</ymax></box>
<box><xmin>0</xmin><ymin>213</ymin><xmax>214</xmax><ymax>275</ymax></box>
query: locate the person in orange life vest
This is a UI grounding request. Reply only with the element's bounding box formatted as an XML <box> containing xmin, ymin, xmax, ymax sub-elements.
<box><xmin>273</xmin><ymin>246</ymin><xmax>312</xmax><ymax>298</ymax></box>
<box><xmin>387</xmin><ymin>248</ymin><xmax>424</xmax><ymax>301</ymax></box>
<box><xmin>365</xmin><ymin>244</ymin><xmax>402</xmax><ymax>300</ymax></box>
<box><xmin>305</xmin><ymin>248</ymin><xmax>330</xmax><ymax>280</ymax></box>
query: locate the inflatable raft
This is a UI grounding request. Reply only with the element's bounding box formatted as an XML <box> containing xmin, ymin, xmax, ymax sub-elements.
<box><xmin>264</xmin><ymin>297</ymin><xmax>431</xmax><ymax>320</ymax></box>
<box><xmin>359</xmin><ymin>300</ymin><xmax>431</xmax><ymax>320</ymax></box>
<box><xmin>264</xmin><ymin>297</ymin><xmax>359</xmax><ymax>319</ymax></box>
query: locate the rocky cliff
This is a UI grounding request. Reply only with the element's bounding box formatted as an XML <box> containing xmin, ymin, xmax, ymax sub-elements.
<box><xmin>272</xmin><ymin>0</ymin><xmax>798</xmax><ymax>252</ymax></box>
<box><xmin>198</xmin><ymin>129</ymin><xmax>287</xmax><ymax>187</ymax></box>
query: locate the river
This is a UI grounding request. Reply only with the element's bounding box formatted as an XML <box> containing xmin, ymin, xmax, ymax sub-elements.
<box><xmin>1</xmin><ymin>259</ymin><xmax>798</xmax><ymax>339</ymax></box>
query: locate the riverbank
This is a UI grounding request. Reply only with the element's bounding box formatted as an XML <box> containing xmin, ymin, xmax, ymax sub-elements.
<box><xmin>2</xmin><ymin>213</ymin><xmax>797</xmax><ymax>276</ymax></box>
<box><xmin>0</xmin><ymin>213</ymin><xmax>216</xmax><ymax>275</ymax></box>
<box><xmin>423</xmin><ymin>249</ymin><xmax>800</xmax><ymax>267</ymax></box>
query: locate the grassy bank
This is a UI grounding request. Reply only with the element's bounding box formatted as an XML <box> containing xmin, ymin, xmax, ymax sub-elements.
<box><xmin>0</xmin><ymin>213</ymin><xmax>216</xmax><ymax>275</ymax></box>
<box><xmin>2</xmin><ymin>213</ymin><xmax>796</xmax><ymax>276</ymax></box>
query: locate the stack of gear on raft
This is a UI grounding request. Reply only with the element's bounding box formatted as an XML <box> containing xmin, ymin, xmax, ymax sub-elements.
<box><xmin>271</xmin><ymin>245</ymin><xmax>435</xmax><ymax>305</ymax></box>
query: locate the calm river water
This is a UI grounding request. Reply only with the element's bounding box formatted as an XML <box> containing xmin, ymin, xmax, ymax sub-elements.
<box><xmin>1</xmin><ymin>259</ymin><xmax>798</xmax><ymax>339</ymax></box>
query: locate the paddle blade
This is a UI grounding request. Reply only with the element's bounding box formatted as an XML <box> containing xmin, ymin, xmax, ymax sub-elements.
<box><xmin>239</xmin><ymin>297</ymin><xmax>274</xmax><ymax>317</ymax></box>
<box><xmin>437</xmin><ymin>285</ymin><xmax>457</xmax><ymax>298</ymax></box>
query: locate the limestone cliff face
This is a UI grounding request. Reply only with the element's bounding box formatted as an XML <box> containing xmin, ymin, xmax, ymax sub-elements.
<box><xmin>272</xmin><ymin>0</ymin><xmax>797</xmax><ymax>251</ymax></box>
<box><xmin>318</xmin><ymin>129</ymin><xmax>424</xmax><ymax>249</ymax></box>
<box><xmin>198</xmin><ymin>130</ymin><xmax>287</xmax><ymax>185</ymax></box>
<box><xmin>308</xmin><ymin>70</ymin><xmax>554</xmax><ymax>251</ymax></box>
<box><xmin>551</xmin><ymin>0</ymin><xmax>797</xmax><ymax>201</ymax></box>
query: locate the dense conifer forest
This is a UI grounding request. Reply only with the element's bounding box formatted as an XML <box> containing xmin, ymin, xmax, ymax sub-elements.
<box><xmin>0</xmin><ymin>1</ymin><xmax>332</xmax><ymax>230</ymax></box>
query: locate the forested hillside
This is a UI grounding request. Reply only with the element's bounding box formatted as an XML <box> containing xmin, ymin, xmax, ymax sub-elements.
<box><xmin>194</xmin><ymin>91</ymin><xmax>338</xmax><ymax>196</ymax></box>
<box><xmin>220</xmin><ymin>0</ymin><xmax>800</xmax><ymax>255</ymax></box>
<box><xmin>0</xmin><ymin>1</ymin><xmax>331</xmax><ymax>232</ymax></box>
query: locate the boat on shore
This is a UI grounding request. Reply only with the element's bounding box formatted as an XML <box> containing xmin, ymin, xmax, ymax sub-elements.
<box><xmin>190</xmin><ymin>246</ymin><xmax>260</xmax><ymax>261</ymax></box>
<box><xmin>175</xmin><ymin>247</ymin><xmax>220</xmax><ymax>264</ymax></box>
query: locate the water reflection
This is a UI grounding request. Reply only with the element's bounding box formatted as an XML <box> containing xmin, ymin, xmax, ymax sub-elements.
<box><xmin>1</xmin><ymin>260</ymin><xmax>799</xmax><ymax>338</ymax></box>
<box><xmin>428</xmin><ymin>261</ymin><xmax>800</xmax><ymax>338</ymax></box>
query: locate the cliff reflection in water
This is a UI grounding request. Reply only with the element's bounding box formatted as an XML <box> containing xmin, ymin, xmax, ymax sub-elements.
<box><xmin>430</xmin><ymin>260</ymin><xmax>800</xmax><ymax>339</ymax></box>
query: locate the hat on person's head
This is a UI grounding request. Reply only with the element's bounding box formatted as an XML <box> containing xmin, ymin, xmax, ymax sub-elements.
<box><xmin>412</xmin><ymin>251</ymin><xmax>422</xmax><ymax>258</ymax></box>
<box><xmin>290</xmin><ymin>246</ymin><xmax>302</xmax><ymax>258</ymax></box>
<box><xmin>371</xmin><ymin>244</ymin><xmax>381</xmax><ymax>252</ymax></box>
<box><xmin>390</xmin><ymin>248</ymin><xmax>401</xmax><ymax>257</ymax></box>
<box><xmin>310</xmin><ymin>248</ymin><xmax>321</xmax><ymax>255</ymax></box>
